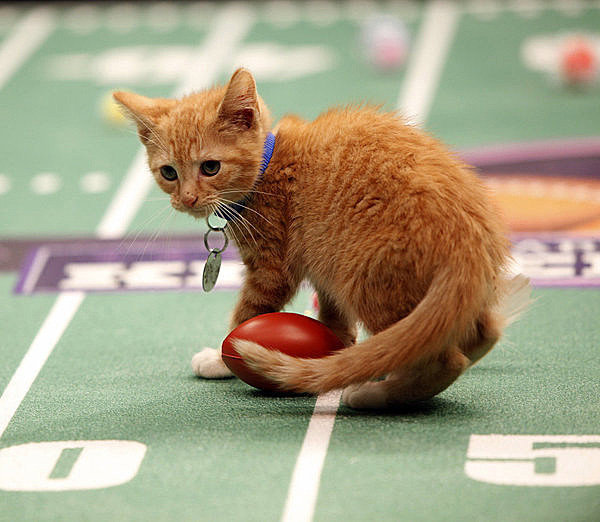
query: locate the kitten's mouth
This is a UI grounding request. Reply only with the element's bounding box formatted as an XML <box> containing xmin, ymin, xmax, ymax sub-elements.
<box><xmin>191</xmin><ymin>209</ymin><xmax>211</xmax><ymax>219</ymax></box>
<box><xmin>178</xmin><ymin>205</ymin><xmax>211</xmax><ymax>219</ymax></box>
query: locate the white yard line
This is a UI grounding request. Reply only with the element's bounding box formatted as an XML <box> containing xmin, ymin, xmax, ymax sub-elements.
<box><xmin>0</xmin><ymin>292</ymin><xmax>85</xmax><ymax>437</ymax></box>
<box><xmin>281</xmin><ymin>390</ymin><xmax>342</xmax><ymax>522</ymax></box>
<box><xmin>281</xmin><ymin>3</ymin><xmax>461</xmax><ymax>521</ymax></box>
<box><xmin>0</xmin><ymin>7</ymin><xmax>55</xmax><ymax>90</ymax></box>
<box><xmin>397</xmin><ymin>0</ymin><xmax>460</xmax><ymax>125</ymax></box>
<box><xmin>20</xmin><ymin>246</ymin><xmax>50</xmax><ymax>295</ymax></box>
<box><xmin>0</xmin><ymin>3</ymin><xmax>255</xmax><ymax>439</ymax></box>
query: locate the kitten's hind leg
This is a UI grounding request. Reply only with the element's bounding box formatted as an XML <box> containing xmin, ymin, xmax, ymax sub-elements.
<box><xmin>462</xmin><ymin>310</ymin><xmax>502</xmax><ymax>365</ymax></box>
<box><xmin>316</xmin><ymin>290</ymin><xmax>357</xmax><ymax>347</ymax></box>
<box><xmin>464</xmin><ymin>274</ymin><xmax>532</xmax><ymax>365</ymax></box>
<box><xmin>191</xmin><ymin>347</ymin><xmax>234</xmax><ymax>379</ymax></box>
<box><xmin>342</xmin><ymin>347</ymin><xmax>469</xmax><ymax>409</ymax></box>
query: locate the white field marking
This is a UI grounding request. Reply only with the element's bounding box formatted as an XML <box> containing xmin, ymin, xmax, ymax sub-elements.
<box><xmin>30</xmin><ymin>172</ymin><xmax>61</xmax><ymax>195</ymax></box>
<box><xmin>281</xmin><ymin>390</ymin><xmax>342</xmax><ymax>522</ymax></box>
<box><xmin>95</xmin><ymin>149</ymin><xmax>148</xmax><ymax>239</ymax></box>
<box><xmin>0</xmin><ymin>3</ymin><xmax>254</xmax><ymax>439</ymax></box>
<box><xmin>281</xmin><ymin>4</ymin><xmax>459</xmax><ymax>521</ymax></box>
<box><xmin>397</xmin><ymin>0</ymin><xmax>460</xmax><ymax>125</ymax></box>
<box><xmin>0</xmin><ymin>439</ymin><xmax>148</xmax><ymax>491</ymax></box>
<box><xmin>21</xmin><ymin>247</ymin><xmax>50</xmax><ymax>295</ymax></box>
<box><xmin>0</xmin><ymin>174</ymin><xmax>10</xmax><ymax>194</ymax></box>
<box><xmin>174</xmin><ymin>3</ymin><xmax>255</xmax><ymax>98</ymax></box>
<box><xmin>80</xmin><ymin>171</ymin><xmax>111</xmax><ymax>194</ymax></box>
<box><xmin>509</xmin><ymin>0</ymin><xmax>544</xmax><ymax>19</ymax></box>
<box><xmin>0</xmin><ymin>291</ymin><xmax>85</xmax><ymax>438</ymax></box>
<box><xmin>0</xmin><ymin>7</ymin><xmax>55</xmax><ymax>90</ymax></box>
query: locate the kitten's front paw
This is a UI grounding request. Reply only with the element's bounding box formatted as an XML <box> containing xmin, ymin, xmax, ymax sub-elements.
<box><xmin>191</xmin><ymin>348</ymin><xmax>234</xmax><ymax>379</ymax></box>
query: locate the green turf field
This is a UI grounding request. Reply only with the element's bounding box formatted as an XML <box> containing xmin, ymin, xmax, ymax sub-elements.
<box><xmin>1</xmin><ymin>2</ymin><xmax>599</xmax><ymax>521</ymax></box>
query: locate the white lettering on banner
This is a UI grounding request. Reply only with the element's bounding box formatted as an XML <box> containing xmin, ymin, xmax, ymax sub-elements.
<box><xmin>57</xmin><ymin>260</ymin><xmax>244</xmax><ymax>291</ymax></box>
<box><xmin>512</xmin><ymin>251</ymin><xmax>576</xmax><ymax>279</ymax></box>
<box><xmin>581</xmin><ymin>251</ymin><xmax>600</xmax><ymax>278</ymax></box>
<box><xmin>59</xmin><ymin>262</ymin><xmax>125</xmax><ymax>290</ymax></box>
<box><xmin>511</xmin><ymin>238</ymin><xmax>600</xmax><ymax>280</ymax></box>
<box><xmin>120</xmin><ymin>261</ymin><xmax>186</xmax><ymax>289</ymax></box>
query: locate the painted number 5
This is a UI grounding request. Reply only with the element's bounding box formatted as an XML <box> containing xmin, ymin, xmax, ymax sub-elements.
<box><xmin>465</xmin><ymin>434</ymin><xmax>600</xmax><ymax>487</ymax></box>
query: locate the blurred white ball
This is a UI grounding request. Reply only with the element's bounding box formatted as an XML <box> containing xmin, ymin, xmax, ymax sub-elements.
<box><xmin>360</xmin><ymin>14</ymin><xmax>410</xmax><ymax>72</ymax></box>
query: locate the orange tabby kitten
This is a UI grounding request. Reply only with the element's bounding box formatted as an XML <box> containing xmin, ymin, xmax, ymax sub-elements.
<box><xmin>114</xmin><ymin>68</ymin><xmax>530</xmax><ymax>409</ymax></box>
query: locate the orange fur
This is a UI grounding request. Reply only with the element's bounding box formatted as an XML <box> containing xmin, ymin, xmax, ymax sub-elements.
<box><xmin>115</xmin><ymin>68</ymin><xmax>530</xmax><ymax>409</ymax></box>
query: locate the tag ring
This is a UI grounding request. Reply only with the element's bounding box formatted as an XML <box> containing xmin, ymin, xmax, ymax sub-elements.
<box><xmin>204</xmin><ymin>228</ymin><xmax>229</xmax><ymax>254</ymax></box>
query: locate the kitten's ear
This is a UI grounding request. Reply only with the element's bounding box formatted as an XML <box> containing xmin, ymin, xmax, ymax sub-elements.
<box><xmin>218</xmin><ymin>68</ymin><xmax>259</xmax><ymax>131</ymax></box>
<box><xmin>112</xmin><ymin>91</ymin><xmax>174</xmax><ymax>145</ymax></box>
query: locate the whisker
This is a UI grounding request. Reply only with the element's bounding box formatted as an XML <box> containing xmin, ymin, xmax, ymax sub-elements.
<box><xmin>217</xmin><ymin>201</ymin><xmax>263</xmax><ymax>246</ymax></box>
<box><xmin>118</xmin><ymin>204</ymin><xmax>172</xmax><ymax>257</ymax></box>
<box><xmin>139</xmin><ymin>207</ymin><xmax>174</xmax><ymax>262</ymax></box>
<box><xmin>231</xmin><ymin>208</ymin><xmax>266</xmax><ymax>242</ymax></box>
<box><xmin>219</xmin><ymin>196</ymin><xmax>277</xmax><ymax>229</ymax></box>
<box><xmin>212</xmin><ymin>203</ymin><xmax>242</xmax><ymax>247</ymax></box>
<box><xmin>206</xmin><ymin>203</ymin><xmax>242</xmax><ymax>249</ymax></box>
<box><xmin>221</xmin><ymin>208</ymin><xmax>248</xmax><ymax>248</ymax></box>
<box><xmin>215</xmin><ymin>202</ymin><xmax>256</xmax><ymax>246</ymax></box>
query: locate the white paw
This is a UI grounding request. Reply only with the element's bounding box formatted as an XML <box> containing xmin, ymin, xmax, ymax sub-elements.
<box><xmin>342</xmin><ymin>382</ymin><xmax>388</xmax><ymax>410</ymax></box>
<box><xmin>191</xmin><ymin>347</ymin><xmax>234</xmax><ymax>379</ymax></box>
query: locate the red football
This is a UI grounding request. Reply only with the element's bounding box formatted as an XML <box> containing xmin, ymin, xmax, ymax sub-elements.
<box><xmin>222</xmin><ymin>312</ymin><xmax>345</xmax><ymax>391</ymax></box>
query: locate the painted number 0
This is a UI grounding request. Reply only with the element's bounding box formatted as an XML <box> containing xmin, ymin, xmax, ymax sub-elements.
<box><xmin>465</xmin><ymin>435</ymin><xmax>600</xmax><ymax>487</ymax></box>
<box><xmin>0</xmin><ymin>440</ymin><xmax>147</xmax><ymax>491</ymax></box>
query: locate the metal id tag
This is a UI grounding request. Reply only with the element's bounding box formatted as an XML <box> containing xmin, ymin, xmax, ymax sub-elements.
<box><xmin>202</xmin><ymin>250</ymin><xmax>222</xmax><ymax>292</ymax></box>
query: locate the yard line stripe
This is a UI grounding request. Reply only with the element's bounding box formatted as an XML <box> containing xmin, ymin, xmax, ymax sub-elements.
<box><xmin>281</xmin><ymin>4</ymin><xmax>461</xmax><ymax>521</ymax></box>
<box><xmin>21</xmin><ymin>246</ymin><xmax>50</xmax><ymax>295</ymax></box>
<box><xmin>96</xmin><ymin>149</ymin><xmax>149</xmax><ymax>239</ymax></box>
<box><xmin>0</xmin><ymin>292</ymin><xmax>85</xmax><ymax>438</ymax></box>
<box><xmin>0</xmin><ymin>2</ymin><xmax>255</xmax><ymax>439</ymax></box>
<box><xmin>0</xmin><ymin>7</ymin><xmax>59</xmax><ymax>438</ymax></box>
<box><xmin>281</xmin><ymin>390</ymin><xmax>342</xmax><ymax>522</ymax></box>
<box><xmin>174</xmin><ymin>3</ymin><xmax>255</xmax><ymax>98</ymax></box>
<box><xmin>397</xmin><ymin>0</ymin><xmax>460</xmax><ymax>126</ymax></box>
<box><xmin>0</xmin><ymin>7</ymin><xmax>55</xmax><ymax>90</ymax></box>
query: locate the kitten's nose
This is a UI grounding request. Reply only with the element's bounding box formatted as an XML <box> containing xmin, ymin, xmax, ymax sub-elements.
<box><xmin>182</xmin><ymin>194</ymin><xmax>199</xmax><ymax>208</ymax></box>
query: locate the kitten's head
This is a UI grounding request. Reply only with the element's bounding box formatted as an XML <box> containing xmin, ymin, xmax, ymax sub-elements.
<box><xmin>113</xmin><ymin>68</ymin><xmax>271</xmax><ymax>219</ymax></box>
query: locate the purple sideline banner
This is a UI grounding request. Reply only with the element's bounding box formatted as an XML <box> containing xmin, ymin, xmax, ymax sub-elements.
<box><xmin>13</xmin><ymin>237</ymin><xmax>243</xmax><ymax>295</ymax></box>
<box><xmin>11</xmin><ymin>235</ymin><xmax>600</xmax><ymax>295</ymax></box>
<box><xmin>9</xmin><ymin>137</ymin><xmax>600</xmax><ymax>294</ymax></box>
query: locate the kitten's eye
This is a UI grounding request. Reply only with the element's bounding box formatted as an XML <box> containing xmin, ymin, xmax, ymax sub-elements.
<box><xmin>160</xmin><ymin>165</ymin><xmax>178</xmax><ymax>181</ymax></box>
<box><xmin>200</xmin><ymin>160</ymin><xmax>220</xmax><ymax>177</ymax></box>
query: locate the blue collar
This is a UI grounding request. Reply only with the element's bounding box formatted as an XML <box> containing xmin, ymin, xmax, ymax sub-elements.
<box><xmin>215</xmin><ymin>132</ymin><xmax>275</xmax><ymax>222</ymax></box>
